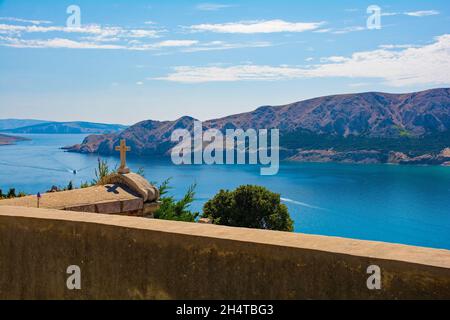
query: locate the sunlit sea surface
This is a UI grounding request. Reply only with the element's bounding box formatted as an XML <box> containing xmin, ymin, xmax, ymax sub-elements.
<box><xmin>1</xmin><ymin>134</ymin><xmax>450</xmax><ymax>250</ymax></box>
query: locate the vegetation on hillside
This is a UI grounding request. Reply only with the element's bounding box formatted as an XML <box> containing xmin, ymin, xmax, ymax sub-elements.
<box><xmin>281</xmin><ymin>130</ymin><xmax>450</xmax><ymax>155</ymax></box>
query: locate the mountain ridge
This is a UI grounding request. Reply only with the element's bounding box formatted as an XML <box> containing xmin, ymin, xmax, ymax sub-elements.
<box><xmin>65</xmin><ymin>88</ymin><xmax>450</xmax><ymax>165</ymax></box>
<box><xmin>1</xmin><ymin>121</ymin><xmax>128</xmax><ymax>134</ymax></box>
<box><xmin>0</xmin><ymin>119</ymin><xmax>48</xmax><ymax>130</ymax></box>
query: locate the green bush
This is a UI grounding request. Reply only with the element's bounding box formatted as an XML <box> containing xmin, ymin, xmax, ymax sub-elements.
<box><xmin>93</xmin><ymin>158</ymin><xmax>116</xmax><ymax>185</ymax></box>
<box><xmin>0</xmin><ymin>188</ymin><xmax>26</xmax><ymax>199</ymax></box>
<box><xmin>203</xmin><ymin>185</ymin><xmax>294</xmax><ymax>232</ymax></box>
<box><xmin>7</xmin><ymin>188</ymin><xmax>16</xmax><ymax>199</ymax></box>
<box><xmin>153</xmin><ymin>178</ymin><xmax>199</xmax><ymax>222</ymax></box>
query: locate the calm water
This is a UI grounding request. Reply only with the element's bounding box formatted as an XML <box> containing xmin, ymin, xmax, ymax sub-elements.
<box><xmin>1</xmin><ymin>134</ymin><xmax>450</xmax><ymax>250</ymax></box>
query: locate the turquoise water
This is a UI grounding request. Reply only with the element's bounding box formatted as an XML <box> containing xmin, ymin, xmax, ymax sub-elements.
<box><xmin>1</xmin><ymin>134</ymin><xmax>450</xmax><ymax>250</ymax></box>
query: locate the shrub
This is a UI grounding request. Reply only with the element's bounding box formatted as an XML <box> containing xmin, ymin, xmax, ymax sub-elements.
<box><xmin>7</xmin><ymin>188</ymin><xmax>16</xmax><ymax>198</ymax></box>
<box><xmin>80</xmin><ymin>181</ymin><xmax>90</xmax><ymax>189</ymax></box>
<box><xmin>0</xmin><ymin>188</ymin><xmax>26</xmax><ymax>199</ymax></box>
<box><xmin>203</xmin><ymin>185</ymin><xmax>294</xmax><ymax>232</ymax></box>
<box><xmin>93</xmin><ymin>158</ymin><xmax>115</xmax><ymax>185</ymax></box>
<box><xmin>153</xmin><ymin>178</ymin><xmax>199</xmax><ymax>222</ymax></box>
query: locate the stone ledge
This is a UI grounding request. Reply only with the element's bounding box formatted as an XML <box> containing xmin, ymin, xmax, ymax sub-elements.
<box><xmin>1</xmin><ymin>206</ymin><xmax>449</xmax><ymax>269</ymax></box>
<box><xmin>0</xmin><ymin>185</ymin><xmax>147</xmax><ymax>216</ymax></box>
<box><xmin>0</xmin><ymin>206</ymin><xmax>449</xmax><ymax>299</ymax></box>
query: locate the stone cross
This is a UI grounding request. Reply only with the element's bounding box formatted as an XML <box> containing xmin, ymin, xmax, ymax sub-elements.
<box><xmin>115</xmin><ymin>139</ymin><xmax>131</xmax><ymax>174</ymax></box>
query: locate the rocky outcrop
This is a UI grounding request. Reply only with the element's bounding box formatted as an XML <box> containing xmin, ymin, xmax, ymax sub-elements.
<box><xmin>388</xmin><ymin>148</ymin><xmax>450</xmax><ymax>165</ymax></box>
<box><xmin>289</xmin><ymin>149</ymin><xmax>386</xmax><ymax>164</ymax></box>
<box><xmin>440</xmin><ymin>148</ymin><xmax>450</xmax><ymax>158</ymax></box>
<box><xmin>0</xmin><ymin>134</ymin><xmax>29</xmax><ymax>146</ymax></box>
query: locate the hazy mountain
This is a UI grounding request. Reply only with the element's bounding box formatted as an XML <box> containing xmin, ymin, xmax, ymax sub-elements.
<box><xmin>0</xmin><ymin>134</ymin><xmax>29</xmax><ymax>146</ymax></box>
<box><xmin>0</xmin><ymin>119</ymin><xmax>48</xmax><ymax>130</ymax></box>
<box><xmin>2</xmin><ymin>121</ymin><xmax>127</xmax><ymax>134</ymax></box>
<box><xmin>65</xmin><ymin>88</ymin><xmax>450</xmax><ymax>165</ymax></box>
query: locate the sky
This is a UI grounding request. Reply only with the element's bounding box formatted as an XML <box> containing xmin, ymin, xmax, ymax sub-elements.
<box><xmin>0</xmin><ymin>0</ymin><xmax>449</xmax><ymax>125</ymax></box>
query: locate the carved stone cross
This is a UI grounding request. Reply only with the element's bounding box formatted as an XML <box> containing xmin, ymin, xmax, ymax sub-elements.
<box><xmin>115</xmin><ymin>139</ymin><xmax>131</xmax><ymax>174</ymax></box>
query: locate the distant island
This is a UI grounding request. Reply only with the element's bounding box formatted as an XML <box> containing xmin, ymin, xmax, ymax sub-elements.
<box><xmin>0</xmin><ymin>120</ymin><xmax>127</xmax><ymax>134</ymax></box>
<box><xmin>0</xmin><ymin>119</ymin><xmax>48</xmax><ymax>131</ymax></box>
<box><xmin>0</xmin><ymin>134</ymin><xmax>29</xmax><ymax>146</ymax></box>
<box><xmin>65</xmin><ymin>88</ymin><xmax>450</xmax><ymax>166</ymax></box>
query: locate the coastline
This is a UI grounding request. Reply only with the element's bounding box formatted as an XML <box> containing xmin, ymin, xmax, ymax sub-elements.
<box><xmin>0</xmin><ymin>134</ymin><xmax>30</xmax><ymax>146</ymax></box>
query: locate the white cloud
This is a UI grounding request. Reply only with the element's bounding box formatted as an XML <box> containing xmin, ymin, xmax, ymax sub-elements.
<box><xmin>405</xmin><ymin>10</ymin><xmax>440</xmax><ymax>17</ymax></box>
<box><xmin>314</xmin><ymin>28</ymin><xmax>333</xmax><ymax>33</ymax></box>
<box><xmin>152</xmin><ymin>40</ymin><xmax>199</xmax><ymax>47</ymax></box>
<box><xmin>196</xmin><ymin>3</ymin><xmax>236</xmax><ymax>11</ymax></box>
<box><xmin>320</xmin><ymin>56</ymin><xmax>347</xmax><ymax>63</ymax></box>
<box><xmin>332</xmin><ymin>26</ymin><xmax>365</xmax><ymax>34</ymax></box>
<box><xmin>186</xmin><ymin>19</ymin><xmax>324</xmax><ymax>34</ymax></box>
<box><xmin>0</xmin><ymin>23</ymin><xmax>162</xmax><ymax>39</ymax></box>
<box><xmin>156</xmin><ymin>34</ymin><xmax>450</xmax><ymax>87</ymax></box>
<box><xmin>127</xmin><ymin>29</ymin><xmax>161</xmax><ymax>38</ymax></box>
<box><xmin>0</xmin><ymin>37</ymin><xmax>199</xmax><ymax>50</ymax></box>
<box><xmin>378</xmin><ymin>44</ymin><xmax>418</xmax><ymax>49</ymax></box>
<box><xmin>182</xmin><ymin>41</ymin><xmax>272</xmax><ymax>52</ymax></box>
<box><xmin>311</xmin><ymin>26</ymin><xmax>365</xmax><ymax>35</ymax></box>
<box><xmin>154</xmin><ymin>65</ymin><xmax>304</xmax><ymax>82</ymax></box>
<box><xmin>0</xmin><ymin>17</ymin><xmax>52</xmax><ymax>25</ymax></box>
<box><xmin>381</xmin><ymin>12</ymin><xmax>399</xmax><ymax>17</ymax></box>
<box><xmin>381</xmin><ymin>10</ymin><xmax>440</xmax><ymax>17</ymax></box>
<box><xmin>3</xmin><ymin>37</ymin><xmax>124</xmax><ymax>49</ymax></box>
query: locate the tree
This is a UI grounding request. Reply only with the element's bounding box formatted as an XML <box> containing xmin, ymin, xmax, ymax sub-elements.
<box><xmin>153</xmin><ymin>178</ymin><xmax>199</xmax><ymax>222</ymax></box>
<box><xmin>203</xmin><ymin>185</ymin><xmax>294</xmax><ymax>232</ymax></box>
<box><xmin>67</xmin><ymin>181</ymin><xmax>74</xmax><ymax>191</ymax></box>
<box><xmin>7</xmin><ymin>188</ymin><xmax>16</xmax><ymax>199</ymax></box>
<box><xmin>0</xmin><ymin>189</ymin><xmax>3</xmax><ymax>199</ymax></box>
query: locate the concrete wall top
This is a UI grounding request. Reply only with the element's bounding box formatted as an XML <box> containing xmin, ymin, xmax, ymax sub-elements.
<box><xmin>1</xmin><ymin>205</ymin><xmax>449</xmax><ymax>269</ymax></box>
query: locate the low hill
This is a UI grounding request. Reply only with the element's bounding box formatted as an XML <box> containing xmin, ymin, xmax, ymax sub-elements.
<box><xmin>0</xmin><ymin>119</ymin><xmax>48</xmax><ymax>130</ymax></box>
<box><xmin>2</xmin><ymin>121</ymin><xmax>127</xmax><ymax>134</ymax></box>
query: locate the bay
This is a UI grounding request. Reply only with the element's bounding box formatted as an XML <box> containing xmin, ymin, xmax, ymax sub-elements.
<box><xmin>1</xmin><ymin>134</ymin><xmax>450</xmax><ymax>250</ymax></box>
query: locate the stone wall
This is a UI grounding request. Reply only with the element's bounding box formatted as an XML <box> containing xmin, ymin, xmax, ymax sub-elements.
<box><xmin>0</xmin><ymin>173</ymin><xmax>160</xmax><ymax>217</ymax></box>
<box><xmin>0</xmin><ymin>206</ymin><xmax>449</xmax><ymax>300</ymax></box>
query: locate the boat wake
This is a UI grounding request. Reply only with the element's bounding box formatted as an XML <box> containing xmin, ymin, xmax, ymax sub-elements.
<box><xmin>281</xmin><ymin>198</ymin><xmax>327</xmax><ymax>211</ymax></box>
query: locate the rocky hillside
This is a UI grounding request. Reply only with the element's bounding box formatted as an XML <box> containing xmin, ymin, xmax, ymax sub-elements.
<box><xmin>0</xmin><ymin>134</ymin><xmax>29</xmax><ymax>146</ymax></box>
<box><xmin>65</xmin><ymin>88</ymin><xmax>450</xmax><ymax>165</ymax></box>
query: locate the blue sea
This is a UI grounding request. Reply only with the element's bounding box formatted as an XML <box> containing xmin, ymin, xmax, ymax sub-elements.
<box><xmin>1</xmin><ymin>134</ymin><xmax>450</xmax><ymax>250</ymax></box>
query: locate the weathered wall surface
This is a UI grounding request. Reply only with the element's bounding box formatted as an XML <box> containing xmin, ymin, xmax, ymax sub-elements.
<box><xmin>0</xmin><ymin>184</ymin><xmax>159</xmax><ymax>217</ymax></box>
<box><xmin>0</xmin><ymin>206</ymin><xmax>449</xmax><ymax>300</ymax></box>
